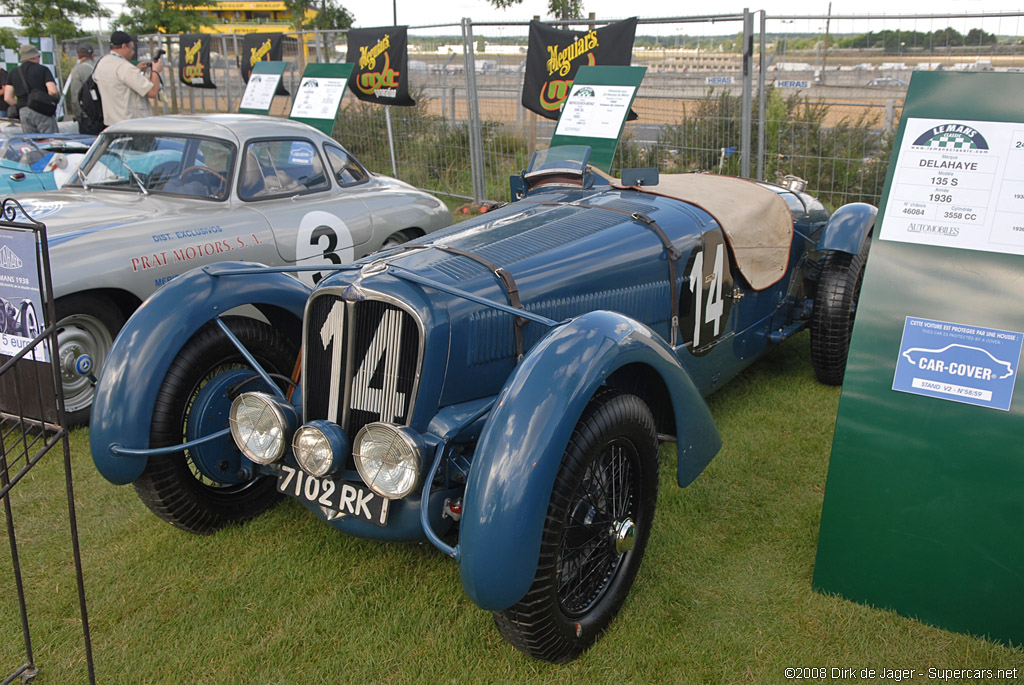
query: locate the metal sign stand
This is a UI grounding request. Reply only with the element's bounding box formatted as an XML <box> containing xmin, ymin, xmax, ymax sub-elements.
<box><xmin>0</xmin><ymin>199</ymin><xmax>94</xmax><ymax>684</ymax></box>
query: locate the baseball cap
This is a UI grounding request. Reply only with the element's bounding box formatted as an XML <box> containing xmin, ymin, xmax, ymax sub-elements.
<box><xmin>18</xmin><ymin>44</ymin><xmax>40</xmax><ymax>60</ymax></box>
<box><xmin>110</xmin><ymin>31</ymin><xmax>133</xmax><ymax>48</ymax></box>
<box><xmin>77</xmin><ymin>45</ymin><xmax>94</xmax><ymax>58</ymax></box>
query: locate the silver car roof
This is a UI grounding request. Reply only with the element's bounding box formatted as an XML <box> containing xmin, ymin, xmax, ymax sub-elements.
<box><xmin>104</xmin><ymin>114</ymin><xmax>333</xmax><ymax>147</ymax></box>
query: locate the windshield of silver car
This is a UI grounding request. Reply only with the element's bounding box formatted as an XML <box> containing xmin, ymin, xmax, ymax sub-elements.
<box><xmin>69</xmin><ymin>133</ymin><xmax>236</xmax><ymax>201</ymax></box>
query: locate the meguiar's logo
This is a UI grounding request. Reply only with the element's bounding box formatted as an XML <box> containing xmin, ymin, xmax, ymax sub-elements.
<box><xmin>356</xmin><ymin>36</ymin><xmax>399</xmax><ymax>98</ymax></box>
<box><xmin>912</xmin><ymin>124</ymin><xmax>989</xmax><ymax>150</ymax></box>
<box><xmin>546</xmin><ymin>29</ymin><xmax>598</xmax><ymax>77</ymax></box>
<box><xmin>0</xmin><ymin>245</ymin><xmax>23</xmax><ymax>270</ymax></box>
<box><xmin>184</xmin><ymin>39</ymin><xmax>204</xmax><ymax>82</ymax></box>
<box><xmin>249</xmin><ymin>38</ymin><xmax>273</xmax><ymax>67</ymax></box>
<box><xmin>358</xmin><ymin>34</ymin><xmax>390</xmax><ymax>70</ymax></box>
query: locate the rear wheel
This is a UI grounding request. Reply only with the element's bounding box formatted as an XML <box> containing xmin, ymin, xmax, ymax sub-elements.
<box><xmin>493</xmin><ymin>390</ymin><xmax>659</xmax><ymax>662</ymax></box>
<box><xmin>133</xmin><ymin>317</ymin><xmax>297</xmax><ymax>535</ymax></box>
<box><xmin>810</xmin><ymin>243</ymin><xmax>868</xmax><ymax>386</ymax></box>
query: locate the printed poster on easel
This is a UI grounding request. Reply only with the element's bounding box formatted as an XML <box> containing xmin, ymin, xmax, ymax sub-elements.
<box><xmin>239</xmin><ymin>61</ymin><xmax>286</xmax><ymax>115</ymax></box>
<box><xmin>288</xmin><ymin>63</ymin><xmax>354</xmax><ymax>135</ymax></box>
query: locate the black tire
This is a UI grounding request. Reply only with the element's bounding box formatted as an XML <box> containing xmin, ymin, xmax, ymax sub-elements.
<box><xmin>133</xmin><ymin>318</ymin><xmax>297</xmax><ymax>535</ymax></box>
<box><xmin>55</xmin><ymin>293</ymin><xmax>126</xmax><ymax>427</ymax></box>
<box><xmin>493</xmin><ymin>389</ymin><xmax>659</xmax><ymax>662</ymax></box>
<box><xmin>810</xmin><ymin>241</ymin><xmax>870</xmax><ymax>385</ymax></box>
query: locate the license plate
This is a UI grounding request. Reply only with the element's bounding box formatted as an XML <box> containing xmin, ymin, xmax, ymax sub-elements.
<box><xmin>276</xmin><ymin>464</ymin><xmax>389</xmax><ymax>525</ymax></box>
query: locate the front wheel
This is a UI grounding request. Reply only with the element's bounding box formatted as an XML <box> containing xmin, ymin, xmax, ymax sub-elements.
<box><xmin>493</xmin><ymin>390</ymin><xmax>659</xmax><ymax>662</ymax></box>
<box><xmin>55</xmin><ymin>294</ymin><xmax>126</xmax><ymax>427</ymax></box>
<box><xmin>810</xmin><ymin>244</ymin><xmax>868</xmax><ymax>386</ymax></box>
<box><xmin>133</xmin><ymin>317</ymin><xmax>298</xmax><ymax>535</ymax></box>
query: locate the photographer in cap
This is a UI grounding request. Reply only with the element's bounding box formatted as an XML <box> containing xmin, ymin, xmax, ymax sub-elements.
<box><xmin>3</xmin><ymin>43</ymin><xmax>59</xmax><ymax>133</ymax></box>
<box><xmin>92</xmin><ymin>30</ymin><xmax>163</xmax><ymax>125</ymax></box>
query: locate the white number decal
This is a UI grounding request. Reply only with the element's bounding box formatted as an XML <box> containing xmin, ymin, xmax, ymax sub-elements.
<box><xmin>687</xmin><ymin>244</ymin><xmax>726</xmax><ymax>348</ymax></box>
<box><xmin>318</xmin><ymin>480</ymin><xmax>336</xmax><ymax>507</ymax></box>
<box><xmin>350</xmin><ymin>309</ymin><xmax>407</xmax><ymax>422</ymax></box>
<box><xmin>320</xmin><ymin>300</ymin><xmax>346</xmax><ymax>422</ymax></box>
<box><xmin>304</xmin><ymin>474</ymin><xmax>321</xmax><ymax>501</ymax></box>
<box><xmin>280</xmin><ymin>464</ymin><xmax>296</xmax><ymax>491</ymax></box>
<box><xmin>706</xmin><ymin>244</ymin><xmax>725</xmax><ymax>337</ymax></box>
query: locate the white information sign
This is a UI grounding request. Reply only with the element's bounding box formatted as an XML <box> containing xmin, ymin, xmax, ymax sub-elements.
<box><xmin>881</xmin><ymin>116</ymin><xmax>1024</xmax><ymax>255</ymax></box>
<box><xmin>554</xmin><ymin>84</ymin><xmax>637</xmax><ymax>140</ymax></box>
<box><xmin>289</xmin><ymin>77</ymin><xmax>348</xmax><ymax>120</ymax></box>
<box><xmin>0</xmin><ymin>229</ymin><xmax>46</xmax><ymax>361</ymax></box>
<box><xmin>240</xmin><ymin>73</ymin><xmax>282</xmax><ymax>111</ymax></box>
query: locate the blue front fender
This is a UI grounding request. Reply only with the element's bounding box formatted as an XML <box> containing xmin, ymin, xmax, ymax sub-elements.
<box><xmin>89</xmin><ymin>262</ymin><xmax>310</xmax><ymax>485</ymax></box>
<box><xmin>458</xmin><ymin>310</ymin><xmax>721</xmax><ymax>611</ymax></box>
<box><xmin>816</xmin><ymin>202</ymin><xmax>877</xmax><ymax>254</ymax></box>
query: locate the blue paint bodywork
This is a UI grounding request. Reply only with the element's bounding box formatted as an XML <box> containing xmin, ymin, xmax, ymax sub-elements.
<box><xmin>0</xmin><ymin>133</ymin><xmax>94</xmax><ymax>193</ymax></box>
<box><xmin>90</xmin><ymin>156</ymin><xmax>875</xmax><ymax>613</ymax></box>
<box><xmin>460</xmin><ymin>310</ymin><xmax>720</xmax><ymax>610</ymax></box>
<box><xmin>88</xmin><ymin>262</ymin><xmax>309</xmax><ymax>485</ymax></box>
<box><xmin>816</xmin><ymin>202</ymin><xmax>878</xmax><ymax>254</ymax></box>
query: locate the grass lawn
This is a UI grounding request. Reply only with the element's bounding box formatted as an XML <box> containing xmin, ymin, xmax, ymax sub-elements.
<box><xmin>2</xmin><ymin>334</ymin><xmax>1022</xmax><ymax>682</ymax></box>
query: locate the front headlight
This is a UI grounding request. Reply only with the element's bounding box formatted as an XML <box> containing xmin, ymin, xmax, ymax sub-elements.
<box><xmin>229</xmin><ymin>392</ymin><xmax>297</xmax><ymax>465</ymax></box>
<box><xmin>353</xmin><ymin>423</ymin><xmax>423</xmax><ymax>499</ymax></box>
<box><xmin>293</xmin><ymin>420</ymin><xmax>348</xmax><ymax>478</ymax></box>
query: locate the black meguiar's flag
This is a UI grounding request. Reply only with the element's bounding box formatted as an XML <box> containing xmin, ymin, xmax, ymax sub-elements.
<box><xmin>240</xmin><ymin>32</ymin><xmax>288</xmax><ymax>95</ymax></box>
<box><xmin>179</xmin><ymin>34</ymin><xmax>216</xmax><ymax>89</ymax></box>
<box><xmin>345</xmin><ymin>26</ymin><xmax>416</xmax><ymax>106</ymax></box>
<box><xmin>522</xmin><ymin>17</ymin><xmax>638</xmax><ymax>119</ymax></box>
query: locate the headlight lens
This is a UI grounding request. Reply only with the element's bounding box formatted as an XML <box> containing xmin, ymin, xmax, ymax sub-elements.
<box><xmin>229</xmin><ymin>392</ymin><xmax>296</xmax><ymax>465</ymax></box>
<box><xmin>353</xmin><ymin>423</ymin><xmax>422</xmax><ymax>499</ymax></box>
<box><xmin>292</xmin><ymin>421</ymin><xmax>348</xmax><ymax>478</ymax></box>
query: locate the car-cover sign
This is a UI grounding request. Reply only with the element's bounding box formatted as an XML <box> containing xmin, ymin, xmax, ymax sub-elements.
<box><xmin>345</xmin><ymin>26</ymin><xmax>415</xmax><ymax>107</ymax></box>
<box><xmin>522</xmin><ymin>17</ymin><xmax>637</xmax><ymax>119</ymax></box>
<box><xmin>179</xmin><ymin>34</ymin><xmax>216</xmax><ymax>89</ymax></box>
<box><xmin>240</xmin><ymin>32</ymin><xmax>288</xmax><ymax>95</ymax></box>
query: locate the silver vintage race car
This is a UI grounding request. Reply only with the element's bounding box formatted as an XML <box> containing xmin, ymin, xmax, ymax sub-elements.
<box><xmin>7</xmin><ymin>113</ymin><xmax>452</xmax><ymax>424</ymax></box>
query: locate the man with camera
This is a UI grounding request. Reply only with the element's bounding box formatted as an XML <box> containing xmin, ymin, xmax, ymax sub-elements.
<box><xmin>3</xmin><ymin>43</ymin><xmax>59</xmax><ymax>133</ymax></box>
<box><xmin>93</xmin><ymin>30</ymin><xmax>163</xmax><ymax>125</ymax></box>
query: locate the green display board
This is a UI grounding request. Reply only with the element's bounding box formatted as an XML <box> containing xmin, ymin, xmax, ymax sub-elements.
<box><xmin>238</xmin><ymin>61</ymin><xmax>286</xmax><ymax>115</ymax></box>
<box><xmin>288</xmin><ymin>62</ymin><xmax>354</xmax><ymax>135</ymax></box>
<box><xmin>813</xmin><ymin>72</ymin><xmax>1024</xmax><ymax>646</ymax></box>
<box><xmin>549</xmin><ymin>65</ymin><xmax>645</xmax><ymax>172</ymax></box>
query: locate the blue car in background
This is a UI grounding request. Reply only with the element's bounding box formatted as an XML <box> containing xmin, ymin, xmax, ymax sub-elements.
<box><xmin>90</xmin><ymin>145</ymin><xmax>877</xmax><ymax>662</ymax></box>
<box><xmin>0</xmin><ymin>132</ymin><xmax>94</xmax><ymax>193</ymax></box>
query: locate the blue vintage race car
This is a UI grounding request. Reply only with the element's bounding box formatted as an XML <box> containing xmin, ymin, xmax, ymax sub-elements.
<box><xmin>0</xmin><ymin>132</ymin><xmax>94</xmax><ymax>193</ymax></box>
<box><xmin>90</xmin><ymin>146</ymin><xmax>875</xmax><ymax>662</ymax></box>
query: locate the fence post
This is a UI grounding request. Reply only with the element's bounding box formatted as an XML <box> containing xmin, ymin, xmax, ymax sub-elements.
<box><xmin>740</xmin><ymin>7</ymin><xmax>753</xmax><ymax>179</ymax></box>
<box><xmin>757</xmin><ymin>11</ymin><xmax>766</xmax><ymax>181</ymax></box>
<box><xmin>461</xmin><ymin>17</ymin><xmax>486</xmax><ymax>204</ymax></box>
<box><xmin>222</xmin><ymin>36</ymin><xmax>234</xmax><ymax>112</ymax></box>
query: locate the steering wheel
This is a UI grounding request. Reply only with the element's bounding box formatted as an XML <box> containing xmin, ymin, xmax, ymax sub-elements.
<box><xmin>180</xmin><ymin>165</ymin><xmax>227</xmax><ymax>185</ymax></box>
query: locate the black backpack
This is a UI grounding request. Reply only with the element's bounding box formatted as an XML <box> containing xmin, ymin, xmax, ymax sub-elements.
<box><xmin>78</xmin><ymin>72</ymin><xmax>105</xmax><ymax>135</ymax></box>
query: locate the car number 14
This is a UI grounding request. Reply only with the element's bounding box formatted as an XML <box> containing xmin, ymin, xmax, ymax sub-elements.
<box><xmin>687</xmin><ymin>243</ymin><xmax>725</xmax><ymax>349</ymax></box>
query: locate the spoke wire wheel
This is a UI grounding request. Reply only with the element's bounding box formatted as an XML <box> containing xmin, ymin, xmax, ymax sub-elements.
<box><xmin>493</xmin><ymin>389</ymin><xmax>658</xmax><ymax>663</ymax></box>
<box><xmin>558</xmin><ymin>438</ymin><xmax>637</xmax><ymax>617</ymax></box>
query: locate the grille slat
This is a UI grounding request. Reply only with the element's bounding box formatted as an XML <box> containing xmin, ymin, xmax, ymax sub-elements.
<box><xmin>305</xmin><ymin>293</ymin><xmax>421</xmax><ymax>436</ymax></box>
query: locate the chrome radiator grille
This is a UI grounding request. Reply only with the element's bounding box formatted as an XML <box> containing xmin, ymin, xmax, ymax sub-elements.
<box><xmin>304</xmin><ymin>292</ymin><xmax>421</xmax><ymax>437</ymax></box>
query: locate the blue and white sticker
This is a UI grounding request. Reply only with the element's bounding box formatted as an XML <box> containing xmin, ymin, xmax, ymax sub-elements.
<box><xmin>289</xmin><ymin>142</ymin><xmax>316</xmax><ymax>166</ymax></box>
<box><xmin>893</xmin><ymin>316</ymin><xmax>1024</xmax><ymax>411</ymax></box>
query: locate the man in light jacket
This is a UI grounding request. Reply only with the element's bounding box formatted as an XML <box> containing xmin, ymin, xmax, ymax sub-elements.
<box><xmin>92</xmin><ymin>31</ymin><xmax>163</xmax><ymax>125</ymax></box>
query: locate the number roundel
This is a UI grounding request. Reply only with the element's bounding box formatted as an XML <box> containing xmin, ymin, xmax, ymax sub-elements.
<box><xmin>295</xmin><ymin>211</ymin><xmax>356</xmax><ymax>287</ymax></box>
<box><xmin>679</xmin><ymin>230</ymin><xmax>734</xmax><ymax>356</ymax></box>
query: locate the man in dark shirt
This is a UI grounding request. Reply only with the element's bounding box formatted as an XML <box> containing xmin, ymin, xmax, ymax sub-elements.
<box><xmin>3</xmin><ymin>43</ymin><xmax>59</xmax><ymax>133</ymax></box>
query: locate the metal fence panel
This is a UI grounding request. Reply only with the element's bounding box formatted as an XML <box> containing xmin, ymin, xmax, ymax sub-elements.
<box><xmin>60</xmin><ymin>11</ymin><xmax>1024</xmax><ymax>208</ymax></box>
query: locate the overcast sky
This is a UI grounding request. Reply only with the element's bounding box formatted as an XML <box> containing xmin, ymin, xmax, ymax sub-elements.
<box><xmin>79</xmin><ymin>0</ymin><xmax>1023</xmax><ymax>37</ymax></box>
